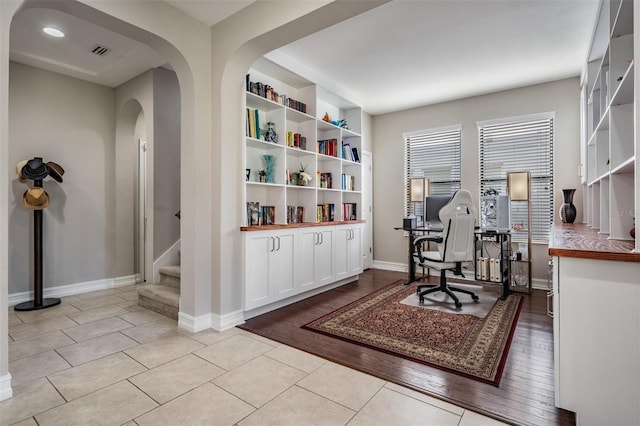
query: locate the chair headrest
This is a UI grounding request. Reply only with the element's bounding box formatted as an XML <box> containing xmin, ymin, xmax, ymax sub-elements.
<box><xmin>439</xmin><ymin>189</ymin><xmax>475</xmax><ymax>220</ymax></box>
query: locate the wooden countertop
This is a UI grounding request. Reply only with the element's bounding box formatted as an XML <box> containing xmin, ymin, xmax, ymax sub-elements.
<box><xmin>549</xmin><ymin>223</ymin><xmax>640</xmax><ymax>262</ymax></box>
<box><xmin>240</xmin><ymin>219</ymin><xmax>365</xmax><ymax>232</ymax></box>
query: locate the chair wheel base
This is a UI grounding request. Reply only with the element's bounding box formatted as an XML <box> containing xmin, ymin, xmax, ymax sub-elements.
<box><xmin>472</xmin><ymin>295</ymin><xmax>479</xmax><ymax>302</ymax></box>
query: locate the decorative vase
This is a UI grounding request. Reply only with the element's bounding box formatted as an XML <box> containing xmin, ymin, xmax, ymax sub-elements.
<box><xmin>264</xmin><ymin>122</ymin><xmax>278</xmax><ymax>143</ymax></box>
<box><xmin>262</xmin><ymin>155</ymin><xmax>275</xmax><ymax>183</ymax></box>
<box><xmin>559</xmin><ymin>188</ymin><xmax>577</xmax><ymax>224</ymax></box>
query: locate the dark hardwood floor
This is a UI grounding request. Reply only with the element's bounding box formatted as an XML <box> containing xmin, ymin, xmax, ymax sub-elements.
<box><xmin>239</xmin><ymin>268</ymin><xmax>575</xmax><ymax>426</ymax></box>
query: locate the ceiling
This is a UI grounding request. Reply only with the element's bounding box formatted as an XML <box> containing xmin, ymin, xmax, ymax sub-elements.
<box><xmin>10</xmin><ymin>0</ymin><xmax>600</xmax><ymax>115</ymax></box>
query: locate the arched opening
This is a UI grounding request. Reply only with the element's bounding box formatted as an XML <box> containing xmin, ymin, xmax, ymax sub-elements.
<box><xmin>6</xmin><ymin>3</ymin><xmax>184</xmax><ymax>296</ymax></box>
<box><xmin>1</xmin><ymin>0</ymin><xmax>198</xmax><ymax>400</ymax></box>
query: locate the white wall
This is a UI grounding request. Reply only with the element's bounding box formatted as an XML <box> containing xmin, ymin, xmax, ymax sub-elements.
<box><xmin>372</xmin><ymin>78</ymin><xmax>581</xmax><ymax>281</ymax></box>
<box><xmin>9</xmin><ymin>62</ymin><xmax>116</xmax><ymax>293</ymax></box>
<box><xmin>152</xmin><ymin>68</ymin><xmax>180</xmax><ymax>260</ymax></box>
<box><xmin>115</xmin><ymin>70</ymin><xmax>152</xmax><ymax>279</ymax></box>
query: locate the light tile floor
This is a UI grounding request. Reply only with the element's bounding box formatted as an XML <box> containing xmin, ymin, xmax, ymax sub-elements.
<box><xmin>2</xmin><ymin>285</ymin><xmax>509</xmax><ymax>426</ymax></box>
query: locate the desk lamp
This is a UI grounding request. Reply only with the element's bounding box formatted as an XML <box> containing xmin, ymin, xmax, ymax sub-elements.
<box><xmin>409</xmin><ymin>178</ymin><xmax>429</xmax><ymax>222</ymax></box>
<box><xmin>507</xmin><ymin>171</ymin><xmax>532</xmax><ymax>292</ymax></box>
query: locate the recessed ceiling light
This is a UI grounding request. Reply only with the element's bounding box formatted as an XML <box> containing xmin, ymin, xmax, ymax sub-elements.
<box><xmin>43</xmin><ymin>27</ymin><xmax>65</xmax><ymax>38</ymax></box>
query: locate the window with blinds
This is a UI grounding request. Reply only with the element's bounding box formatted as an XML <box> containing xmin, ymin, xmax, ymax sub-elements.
<box><xmin>404</xmin><ymin>125</ymin><xmax>462</xmax><ymax>218</ymax></box>
<box><xmin>478</xmin><ymin>113</ymin><xmax>554</xmax><ymax>243</ymax></box>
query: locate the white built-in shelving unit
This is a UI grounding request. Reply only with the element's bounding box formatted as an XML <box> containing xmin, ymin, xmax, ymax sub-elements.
<box><xmin>244</xmin><ymin>58</ymin><xmax>363</xmax><ymax>226</ymax></box>
<box><xmin>241</xmin><ymin>58</ymin><xmax>364</xmax><ymax>314</ymax></box>
<box><xmin>582</xmin><ymin>0</ymin><xmax>636</xmax><ymax>243</ymax></box>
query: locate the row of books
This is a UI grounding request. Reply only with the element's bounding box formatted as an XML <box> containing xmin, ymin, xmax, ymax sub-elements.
<box><xmin>286</xmin><ymin>132</ymin><xmax>307</xmax><ymax>149</ymax></box>
<box><xmin>246</xmin><ymin>202</ymin><xmax>357</xmax><ymax>226</ymax></box>
<box><xmin>246</xmin><ymin>202</ymin><xmax>275</xmax><ymax>226</ymax></box>
<box><xmin>318</xmin><ymin>139</ymin><xmax>338</xmax><ymax>157</ymax></box>
<box><xmin>246</xmin><ymin>75</ymin><xmax>307</xmax><ymax>113</ymax></box>
<box><xmin>318</xmin><ymin>172</ymin><xmax>332</xmax><ymax>189</ymax></box>
<box><xmin>342</xmin><ymin>143</ymin><xmax>360</xmax><ymax>163</ymax></box>
<box><xmin>341</xmin><ymin>174</ymin><xmax>356</xmax><ymax>191</ymax></box>
<box><xmin>342</xmin><ymin>203</ymin><xmax>357</xmax><ymax>221</ymax></box>
<box><xmin>287</xmin><ymin>206</ymin><xmax>305</xmax><ymax>224</ymax></box>
<box><xmin>317</xmin><ymin>203</ymin><xmax>335</xmax><ymax>223</ymax></box>
<box><xmin>245</xmin><ymin>108</ymin><xmax>262</xmax><ymax>140</ymax></box>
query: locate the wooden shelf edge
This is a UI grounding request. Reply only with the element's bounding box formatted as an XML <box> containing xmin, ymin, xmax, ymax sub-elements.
<box><xmin>241</xmin><ymin>219</ymin><xmax>365</xmax><ymax>232</ymax></box>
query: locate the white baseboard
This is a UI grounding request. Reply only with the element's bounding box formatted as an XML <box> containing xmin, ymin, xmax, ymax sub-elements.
<box><xmin>178</xmin><ymin>312</ymin><xmax>211</xmax><ymax>333</ymax></box>
<box><xmin>532</xmin><ymin>278</ymin><xmax>549</xmax><ymax>290</ymax></box>
<box><xmin>8</xmin><ymin>274</ymin><xmax>137</xmax><ymax>307</ymax></box>
<box><xmin>0</xmin><ymin>373</ymin><xmax>12</xmax><ymax>401</ymax></box>
<box><xmin>153</xmin><ymin>240</ymin><xmax>180</xmax><ymax>284</ymax></box>
<box><xmin>372</xmin><ymin>260</ymin><xmax>406</xmax><ymax>272</ymax></box>
<box><xmin>114</xmin><ymin>275</ymin><xmax>138</xmax><ymax>288</ymax></box>
<box><xmin>178</xmin><ymin>310</ymin><xmax>245</xmax><ymax>333</ymax></box>
<box><xmin>211</xmin><ymin>310</ymin><xmax>245</xmax><ymax>331</ymax></box>
<box><xmin>243</xmin><ymin>275</ymin><xmax>359</xmax><ymax>320</ymax></box>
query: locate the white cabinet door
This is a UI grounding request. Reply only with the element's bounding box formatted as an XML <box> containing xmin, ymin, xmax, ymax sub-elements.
<box><xmin>335</xmin><ymin>225</ymin><xmax>362</xmax><ymax>280</ymax></box>
<box><xmin>244</xmin><ymin>232</ymin><xmax>274</xmax><ymax>310</ymax></box>
<box><xmin>335</xmin><ymin>226</ymin><xmax>349</xmax><ymax>280</ymax></box>
<box><xmin>314</xmin><ymin>228</ymin><xmax>335</xmax><ymax>286</ymax></box>
<box><xmin>244</xmin><ymin>229</ymin><xmax>295</xmax><ymax>310</ymax></box>
<box><xmin>297</xmin><ymin>227</ymin><xmax>335</xmax><ymax>290</ymax></box>
<box><xmin>271</xmin><ymin>230</ymin><xmax>296</xmax><ymax>300</ymax></box>
<box><xmin>296</xmin><ymin>228</ymin><xmax>317</xmax><ymax>291</ymax></box>
<box><xmin>347</xmin><ymin>226</ymin><xmax>362</xmax><ymax>275</ymax></box>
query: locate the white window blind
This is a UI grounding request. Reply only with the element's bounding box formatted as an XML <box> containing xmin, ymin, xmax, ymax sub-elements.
<box><xmin>478</xmin><ymin>113</ymin><xmax>554</xmax><ymax>243</ymax></box>
<box><xmin>404</xmin><ymin>125</ymin><xmax>461</xmax><ymax>218</ymax></box>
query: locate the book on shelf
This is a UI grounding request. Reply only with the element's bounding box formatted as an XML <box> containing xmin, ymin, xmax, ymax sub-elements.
<box><xmin>316</xmin><ymin>203</ymin><xmax>335</xmax><ymax>222</ymax></box>
<box><xmin>260</xmin><ymin>205</ymin><xmax>275</xmax><ymax>225</ymax></box>
<box><xmin>342</xmin><ymin>203</ymin><xmax>357</xmax><ymax>220</ymax></box>
<box><xmin>319</xmin><ymin>172</ymin><xmax>332</xmax><ymax>189</ymax></box>
<box><xmin>287</xmin><ymin>205</ymin><xmax>305</xmax><ymax>224</ymax></box>
<box><xmin>351</xmin><ymin>147</ymin><xmax>360</xmax><ymax>163</ymax></box>
<box><xmin>245</xmin><ymin>108</ymin><xmax>261</xmax><ymax>140</ymax></box>
<box><xmin>341</xmin><ymin>173</ymin><xmax>355</xmax><ymax>191</ymax></box>
<box><xmin>285</xmin><ymin>132</ymin><xmax>306</xmax><ymax>149</ymax></box>
<box><xmin>317</xmin><ymin>139</ymin><xmax>338</xmax><ymax>157</ymax></box>
<box><xmin>341</xmin><ymin>143</ymin><xmax>354</xmax><ymax>161</ymax></box>
<box><xmin>246</xmin><ymin>202</ymin><xmax>260</xmax><ymax>226</ymax></box>
<box><xmin>246</xmin><ymin>75</ymin><xmax>306</xmax><ymax>111</ymax></box>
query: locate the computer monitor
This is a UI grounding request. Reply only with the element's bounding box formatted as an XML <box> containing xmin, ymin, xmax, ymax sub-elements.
<box><xmin>424</xmin><ymin>194</ymin><xmax>452</xmax><ymax>230</ymax></box>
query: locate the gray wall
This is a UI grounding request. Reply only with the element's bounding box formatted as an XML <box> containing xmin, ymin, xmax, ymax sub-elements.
<box><xmin>152</xmin><ymin>68</ymin><xmax>181</xmax><ymax>259</ymax></box>
<box><xmin>9</xmin><ymin>61</ymin><xmax>116</xmax><ymax>293</ymax></box>
<box><xmin>372</xmin><ymin>77</ymin><xmax>581</xmax><ymax>282</ymax></box>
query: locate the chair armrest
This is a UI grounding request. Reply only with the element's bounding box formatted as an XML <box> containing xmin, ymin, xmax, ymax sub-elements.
<box><xmin>413</xmin><ymin>235</ymin><xmax>443</xmax><ymax>263</ymax></box>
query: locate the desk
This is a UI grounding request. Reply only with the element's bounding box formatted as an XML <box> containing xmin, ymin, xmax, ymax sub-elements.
<box><xmin>394</xmin><ymin>223</ymin><xmax>443</xmax><ymax>285</ymax></box>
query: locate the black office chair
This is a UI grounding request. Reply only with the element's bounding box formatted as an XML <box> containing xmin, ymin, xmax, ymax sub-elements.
<box><xmin>413</xmin><ymin>189</ymin><xmax>479</xmax><ymax>309</ymax></box>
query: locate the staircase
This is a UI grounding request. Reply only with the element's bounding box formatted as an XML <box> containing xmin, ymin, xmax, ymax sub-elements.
<box><xmin>137</xmin><ymin>265</ymin><xmax>180</xmax><ymax>320</ymax></box>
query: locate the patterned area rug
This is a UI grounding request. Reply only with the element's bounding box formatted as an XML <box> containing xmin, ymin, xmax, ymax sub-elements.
<box><xmin>303</xmin><ymin>281</ymin><xmax>522</xmax><ymax>385</ymax></box>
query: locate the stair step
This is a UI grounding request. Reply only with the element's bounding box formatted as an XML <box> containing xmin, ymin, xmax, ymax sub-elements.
<box><xmin>137</xmin><ymin>284</ymin><xmax>179</xmax><ymax>320</ymax></box>
<box><xmin>159</xmin><ymin>265</ymin><xmax>180</xmax><ymax>288</ymax></box>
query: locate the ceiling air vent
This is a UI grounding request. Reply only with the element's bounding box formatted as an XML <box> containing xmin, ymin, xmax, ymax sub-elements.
<box><xmin>90</xmin><ymin>44</ymin><xmax>111</xmax><ymax>57</ymax></box>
